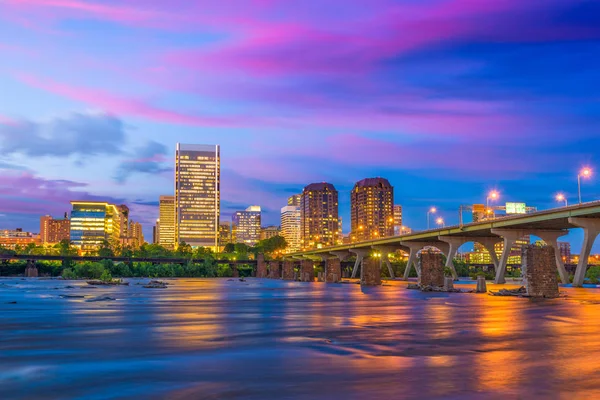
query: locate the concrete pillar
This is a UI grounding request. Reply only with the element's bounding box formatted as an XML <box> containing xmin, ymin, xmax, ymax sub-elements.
<box><xmin>24</xmin><ymin>260</ymin><xmax>38</xmax><ymax>278</ymax></box>
<box><xmin>438</xmin><ymin>236</ymin><xmax>469</xmax><ymax>280</ymax></box>
<box><xmin>256</xmin><ymin>253</ymin><xmax>268</xmax><ymax>278</ymax></box>
<box><xmin>477</xmin><ymin>237</ymin><xmax>502</xmax><ymax>271</ymax></box>
<box><xmin>231</xmin><ymin>263</ymin><xmax>239</xmax><ymax>278</ymax></box>
<box><xmin>476</xmin><ymin>276</ymin><xmax>487</xmax><ymax>293</ymax></box>
<box><xmin>522</xmin><ymin>245</ymin><xmax>559</xmax><ymax>298</ymax></box>
<box><xmin>361</xmin><ymin>257</ymin><xmax>381</xmax><ymax>286</ymax></box>
<box><xmin>269</xmin><ymin>261</ymin><xmax>281</xmax><ymax>279</ymax></box>
<box><xmin>419</xmin><ymin>251</ymin><xmax>445</xmax><ymax>287</ymax></box>
<box><xmin>491</xmin><ymin>229</ymin><xmax>529</xmax><ymax>284</ymax></box>
<box><xmin>444</xmin><ymin>277</ymin><xmax>454</xmax><ymax>291</ymax></box>
<box><xmin>401</xmin><ymin>242</ymin><xmax>442</xmax><ymax>280</ymax></box>
<box><xmin>282</xmin><ymin>260</ymin><xmax>295</xmax><ymax>280</ymax></box>
<box><xmin>349</xmin><ymin>249</ymin><xmax>370</xmax><ymax>279</ymax></box>
<box><xmin>569</xmin><ymin>218</ymin><xmax>600</xmax><ymax>287</ymax></box>
<box><xmin>326</xmin><ymin>258</ymin><xmax>342</xmax><ymax>283</ymax></box>
<box><xmin>535</xmin><ymin>230</ymin><xmax>570</xmax><ymax>285</ymax></box>
<box><xmin>300</xmin><ymin>259</ymin><xmax>314</xmax><ymax>282</ymax></box>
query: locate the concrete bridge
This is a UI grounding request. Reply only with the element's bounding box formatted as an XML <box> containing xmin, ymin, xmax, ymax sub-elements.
<box><xmin>288</xmin><ymin>201</ymin><xmax>600</xmax><ymax>287</ymax></box>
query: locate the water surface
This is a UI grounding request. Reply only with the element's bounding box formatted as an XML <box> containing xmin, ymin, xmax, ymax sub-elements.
<box><xmin>1</xmin><ymin>278</ymin><xmax>600</xmax><ymax>399</ymax></box>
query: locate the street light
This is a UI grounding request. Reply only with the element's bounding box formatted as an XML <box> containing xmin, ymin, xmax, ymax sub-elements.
<box><xmin>578</xmin><ymin>167</ymin><xmax>592</xmax><ymax>204</ymax></box>
<box><xmin>556</xmin><ymin>193</ymin><xmax>568</xmax><ymax>207</ymax></box>
<box><xmin>486</xmin><ymin>190</ymin><xmax>499</xmax><ymax>208</ymax></box>
<box><xmin>436</xmin><ymin>217</ymin><xmax>445</xmax><ymax>228</ymax></box>
<box><xmin>427</xmin><ymin>207</ymin><xmax>437</xmax><ymax>230</ymax></box>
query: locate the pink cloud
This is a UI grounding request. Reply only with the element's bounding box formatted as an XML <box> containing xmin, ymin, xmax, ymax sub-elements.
<box><xmin>0</xmin><ymin>171</ymin><xmax>122</xmax><ymax>216</ymax></box>
<box><xmin>16</xmin><ymin>73</ymin><xmax>238</xmax><ymax>127</ymax></box>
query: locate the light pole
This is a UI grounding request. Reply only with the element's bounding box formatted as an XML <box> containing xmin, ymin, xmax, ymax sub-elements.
<box><xmin>427</xmin><ymin>207</ymin><xmax>437</xmax><ymax>230</ymax></box>
<box><xmin>556</xmin><ymin>193</ymin><xmax>568</xmax><ymax>207</ymax></box>
<box><xmin>436</xmin><ymin>217</ymin><xmax>445</xmax><ymax>228</ymax></box>
<box><xmin>486</xmin><ymin>190</ymin><xmax>499</xmax><ymax>209</ymax></box>
<box><xmin>578</xmin><ymin>167</ymin><xmax>592</xmax><ymax>204</ymax></box>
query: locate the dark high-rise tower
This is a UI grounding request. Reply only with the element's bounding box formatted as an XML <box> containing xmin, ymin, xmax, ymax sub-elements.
<box><xmin>351</xmin><ymin>178</ymin><xmax>394</xmax><ymax>242</ymax></box>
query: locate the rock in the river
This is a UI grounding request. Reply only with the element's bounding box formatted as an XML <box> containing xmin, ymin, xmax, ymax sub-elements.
<box><xmin>6</xmin><ymin>301</ymin><xmax>17</xmax><ymax>304</ymax></box>
<box><xmin>86</xmin><ymin>280</ymin><xmax>129</xmax><ymax>286</ymax></box>
<box><xmin>489</xmin><ymin>287</ymin><xmax>527</xmax><ymax>297</ymax></box>
<box><xmin>143</xmin><ymin>280</ymin><xmax>168</xmax><ymax>289</ymax></box>
<box><xmin>60</xmin><ymin>294</ymin><xmax>85</xmax><ymax>299</ymax></box>
<box><xmin>86</xmin><ymin>295</ymin><xmax>116</xmax><ymax>302</ymax></box>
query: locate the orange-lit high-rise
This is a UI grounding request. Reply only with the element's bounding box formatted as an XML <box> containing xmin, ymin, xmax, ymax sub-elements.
<box><xmin>350</xmin><ymin>178</ymin><xmax>394</xmax><ymax>242</ymax></box>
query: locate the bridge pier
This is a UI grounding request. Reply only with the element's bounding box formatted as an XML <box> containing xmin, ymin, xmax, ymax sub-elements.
<box><xmin>492</xmin><ymin>229</ymin><xmax>570</xmax><ymax>285</ymax></box>
<box><xmin>361</xmin><ymin>257</ymin><xmax>381</xmax><ymax>286</ymax></box>
<box><xmin>401</xmin><ymin>241</ymin><xmax>448</xmax><ymax>280</ymax></box>
<box><xmin>349</xmin><ymin>249</ymin><xmax>369</xmax><ymax>279</ymax></box>
<box><xmin>438</xmin><ymin>236</ymin><xmax>467</xmax><ymax>280</ymax></box>
<box><xmin>24</xmin><ymin>260</ymin><xmax>39</xmax><ymax>278</ymax></box>
<box><xmin>256</xmin><ymin>253</ymin><xmax>268</xmax><ymax>278</ymax></box>
<box><xmin>569</xmin><ymin>218</ymin><xmax>600</xmax><ymax>287</ymax></box>
<box><xmin>300</xmin><ymin>259</ymin><xmax>314</xmax><ymax>282</ymax></box>
<box><xmin>477</xmin><ymin>237</ymin><xmax>503</xmax><ymax>272</ymax></box>
<box><xmin>268</xmin><ymin>261</ymin><xmax>281</xmax><ymax>279</ymax></box>
<box><xmin>282</xmin><ymin>259</ymin><xmax>295</xmax><ymax>280</ymax></box>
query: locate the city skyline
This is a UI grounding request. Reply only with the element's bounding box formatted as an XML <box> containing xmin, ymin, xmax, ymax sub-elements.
<box><xmin>1</xmin><ymin>1</ymin><xmax>600</xmax><ymax>251</ymax></box>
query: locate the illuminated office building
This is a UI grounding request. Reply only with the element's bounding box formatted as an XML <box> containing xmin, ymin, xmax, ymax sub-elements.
<box><xmin>129</xmin><ymin>220</ymin><xmax>144</xmax><ymax>248</ymax></box>
<box><xmin>159</xmin><ymin>195</ymin><xmax>176</xmax><ymax>249</ymax></box>
<box><xmin>218</xmin><ymin>221</ymin><xmax>236</xmax><ymax>250</ymax></box>
<box><xmin>69</xmin><ymin>201</ymin><xmax>129</xmax><ymax>253</ymax></box>
<box><xmin>301</xmin><ymin>182</ymin><xmax>340</xmax><ymax>249</ymax></box>
<box><xmin>288</xmin><ymin>194</ymin><xmax>301</xmax><ymax>207</ymax></box>
<box><xmin>175</xmin><ymin>143</ymin><xmax>220</xmax><ymax>250</ymax></box>
<box><xmin>232</xmin><ymin>206</ymin><xmax>261</xmax><ymax>246</ymax></box>
<box><xmin>393</xmin><ymin>205</ymin><xmax>403</xmax><ymax>236</ymax></box>
<box><xmin>470</xmin><ymin>235</ymin><xmax>531</xmax><ymax>265</ymax></box>
<box><xmin>40</xmin><ymin>214</ymin><xmax>70</xmax><ymax>245</ymax></box>
<box><xmin>350</xmin><ymin>178</ymin><xmax>394</xmax><ymax>242</ymax></box>
<box><xmin>281</xmin><ymin>201</ymin><xmax>301</xmax><ymax>253</ymax></box>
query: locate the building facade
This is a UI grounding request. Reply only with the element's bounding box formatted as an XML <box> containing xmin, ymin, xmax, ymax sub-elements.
<box><xmin>469</xmin><ymin>236</ymin><xmax>531</xmax><ymax>265</ymax></box>
<box><xmin>69</xmin><ymin>201</ymin><xmax>129</xmax><ymax>253</ymax></box>
<box><xmin>393</xmin><ymin>204</ymin><xmax>403</xmax><ymax>236</ymax></box>
<box><xmin>175</xmin><ymin>143</ymin><xmax>220</xmax><ymax>250</ymax></box>
<box><xmin>159</xmin><ymin>195</ymin><xmax>176</xmax><ymax>249</ymax></box>
<box><xmin>232</xmin><ymin>206</ymin><xmax>261</xmax><ymax>246</ymax></box>
<box><xmin>129</xmin><ymin>220</ymin><xmax>145</xmax><ymax>249</ymax></box>
<box><xmin>40</xmin><ymin>214</ymin><xmax>71</xmax><ymax>245</ymax></box>
<box><xmin>218</xmin><ymin>221</ymin><xmax>236</xmax><ymax>250</ymax></box>
<box><xmin>0</xmin><ymin>229</ymin><xmax>40</xmax><ymax>250</ymax></box>
<box><xmin>281</xmin><ymin>200</ymin><xmax>301</xmax><ymax>253</ymax></box>
<box><xmin>260</xmin><ymin>226</ymin><xmax>280</xmax><ymax>241</ymax></box>
<box><xmin>288</xmin><ymin>194</ymin><xmax>301</xmax><ymax>207</ymax></box>
<box><xmin>350</xmin><ymin>178</ymin><xmax>394</xmax><ymax>242</ymax></box>
<box><xmin>301</xmin><ymin>182</ymin><xmax>340</xmax><ymax>249</ymax></box>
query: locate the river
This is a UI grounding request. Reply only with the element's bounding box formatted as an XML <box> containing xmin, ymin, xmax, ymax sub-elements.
<box><xmin>1</xmin><ymin>278</ymin><xmax>600</xmax><ymax>399</ymax></box>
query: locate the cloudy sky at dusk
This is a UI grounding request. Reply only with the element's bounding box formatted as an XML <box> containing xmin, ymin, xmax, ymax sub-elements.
<box><xmin>1</xmin><ymin>0</ymin><xmax>600</xmax><ymax>251</ymax></box>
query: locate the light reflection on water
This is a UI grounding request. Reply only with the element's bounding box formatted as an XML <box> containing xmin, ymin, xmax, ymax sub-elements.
<box><xmin>1</xmin><ymin>278</ymin><xmax>600</xmax><ymax>399</ymax></box>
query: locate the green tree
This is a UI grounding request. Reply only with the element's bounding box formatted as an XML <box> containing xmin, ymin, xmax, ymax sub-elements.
<box><xmin>98</xmin><ymin>240</ymin><xmax>114</xmax><ymax>258</ymax></box>
<box><xmin>224</xmin><ymin>243</ymin><xmax>235</xmax><ymax>253</ymax></box>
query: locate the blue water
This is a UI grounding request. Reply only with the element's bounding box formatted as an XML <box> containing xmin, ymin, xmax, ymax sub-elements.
<box><xmin>2</xmin><ymin>278</ymin><xmax>600</xmax><ymax>399</ymax></box>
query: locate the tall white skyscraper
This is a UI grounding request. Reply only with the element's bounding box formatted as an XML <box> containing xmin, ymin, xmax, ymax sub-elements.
<box><xmin>281</xmin><ymin>194</ymin><xmax>301</xmax><ymax>253</ymax></box>
<box><xmin>175</xmin><ymin>143</ymin><xmax>220</xmax><ymax>250</ymax></box>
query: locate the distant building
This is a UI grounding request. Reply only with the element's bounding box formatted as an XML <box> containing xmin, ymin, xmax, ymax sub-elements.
<box><xmin>470</xmin><ymin>236</ymin><xmax>531</xmax><ymax>265</ymax></box>
<box><xmin>153</xmin><ymin>220</ymin><xmax>159</xmax><ymax>244</ymax></box>
<box><xmin>350</xmin><ymin>178</ymin><xmax>394</xmax><ymax>242</ymax></box>
<box><xmin>129</xmin><ymin>220</ymin><xmax>144</xmax><ymax>248</ymax></box>
<box><xmin>281</xmin><ymin>201</ymin><xmax>301</xmax><ymax>253</ymax></box>
<box><xmin>40</xmin><ymin>214</ymin><xmax>70</xmax><ymax>245</ymax></box>
<box><xmin>0</xmin><ymin>229</ymin><xmax>40</xmax><ymax>250</ymax></box>
<box><xmin>175</xmin><ymin>143</ymin><xmax>220</xmax><ymax>250</ymax></box>
<box><xmin>218</xmin><ymin>221</ymin><xmax>236</xmax><ymax>250</ymax></box>
<box><xmin>233</xmin><ymin>206</ymin><xmax>261</xmax><ymax>246</ymax></box>
<box><xmin>159</xmin><ymin>195</ymin><xmax>176</xmax><ymax>249</ymax></box>
<box><xmin>288</xmin><ymin>194</ymin><xmax>301</xmax><ymax>207</ymax></box>
<box><xmin>393</xmin><ymin>205</ymin><xmax>403</xmax><ymax>236</ymax></box>
<box><xmin>260</xmin><ymin>226</ymin><xmax>280</xmax><ymax>241</ymax></box>
<box><xmin>301</xmin><ymin>182</ymin><xmax>340</xmax><ymax>249</ymax></box>
<box><xmin>558</xmin><ymin>241</ymin><xmax>571</xmax><ymax>264</ymax></box>
<box><xmin>70</xmin><ymin>201</ymin><xmax>129</xmax><ymax>253</ymax></box>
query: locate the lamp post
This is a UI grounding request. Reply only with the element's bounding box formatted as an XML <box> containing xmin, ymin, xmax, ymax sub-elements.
<box><xmin>436</xmin><ymin>217</ymin><xmax>445</xmax><ymax>228</ymax></box>
<box><xmin>427</xmin><ymin>207</ymin><xmax>437</xmax><ymax>230</ymax></box>
<box><xmin>486</xmin><ymin>190</ymin><xmax>499</xmax><ymax>209</ymax></box>
<box><xmin>578</xmin><ymin>167</ymin><xmax>592</xmax><ymax>204</ymax></box>
<box><xmin>556</xmin><ymin>193</ymin><xmax>568</xmax><ymax>207</ymax></box>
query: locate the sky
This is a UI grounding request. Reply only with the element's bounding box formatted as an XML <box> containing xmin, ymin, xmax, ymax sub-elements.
<box><xmin>1</xmin><ymin>0</ymin><xmax>600</xmax><ymax>252</ymax></box>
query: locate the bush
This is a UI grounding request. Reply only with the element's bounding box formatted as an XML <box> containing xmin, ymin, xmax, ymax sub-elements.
<box><xmin>62</xmin><ymin>268</ymin><xmax>76</xmax><ymax>279</ymax></box>
<box><xmin>586</xmin><ymin>266</ymin><xmax>600</xmax><ymax>284</ymax></box>
<box><xmin>100</xmin><ymin>270</ymin><xmax>113</xmax><ymax>282</ymax></box>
